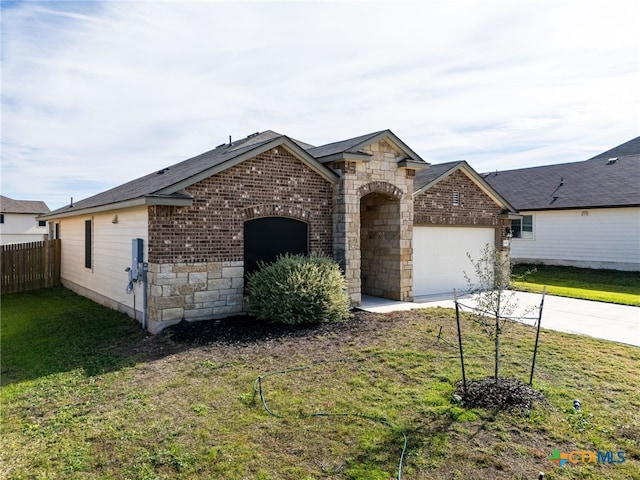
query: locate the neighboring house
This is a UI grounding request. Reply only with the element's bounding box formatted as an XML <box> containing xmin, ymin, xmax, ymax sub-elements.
<box><xmin>0</xmin><ymin>195</ymin><xmax>50</xmax><ymax>245</ymax></box>
<box><xmin>484</xmin><ymin>136</ymin><xmax>640</xmax><ymax>271</ymax></box>
<box><xmin>40</xmin><ymin>130</ymin><xmax>514</xmax><ymax>333</ymax></box>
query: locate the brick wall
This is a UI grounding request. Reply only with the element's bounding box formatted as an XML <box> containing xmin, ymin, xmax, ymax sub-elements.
<box><xmin>145</xmin><ymin>147</ymin><xmax>334</xmax><ymax>332</ymax></box>
<box><xmin>148</xmin><ymin>148</ymin><xmax>334</xmax><ymax>263</ymax></box>
<box><xmin>414</xmin><ymin>170</ymin><xmax>502</xmax><ymax>226</ymax></box>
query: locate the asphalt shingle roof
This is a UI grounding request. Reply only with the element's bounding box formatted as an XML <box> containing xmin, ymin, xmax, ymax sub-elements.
<box><xmin>589</xmin><ymin>136</ymin><xmax>640</xmax><ymax>160</ymax></box>
<box><xmin>45</xmin><ymin>131</ymin><xmax>288</xmax><ymax>216</ymax></box>
<box><xmin>306</xmin><ymin>131</ymin><xmax>386</xmax><ymax>159</ymax></box>
<box><xmin>414</xmin><ymin>161</ymin><xmax>465</xmax><ymax>190</ymax></box>
<box><xmin>484</xmin><ymin>137</ymin><xmax>640</xmax><ymax>210</ymax></box>
<box><xmin>44</xmin><ymin>129</ymin><xmax>429</xmax><ymax>219</ymax></box>
<box><xmin>0</xmin><ymin>195</ymin><xmax>50</xmax><ymax>214</ymax></box>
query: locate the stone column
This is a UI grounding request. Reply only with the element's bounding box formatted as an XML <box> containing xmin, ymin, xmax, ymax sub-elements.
<box><xmin>333</xmin><ymin>163</ymin><xmax>361</xmax><ymax>305</ymax></box>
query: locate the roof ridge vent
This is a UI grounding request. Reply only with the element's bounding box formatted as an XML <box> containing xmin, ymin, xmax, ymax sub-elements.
<box><xmin>606</xmin><ymin>157</ymin><xmax>618</xmax><ymax>165</ymax></box>
<box><xmin>247</xmin><ymin>131</ymin><xmax>260</xmax><ymax>138</ymax></box>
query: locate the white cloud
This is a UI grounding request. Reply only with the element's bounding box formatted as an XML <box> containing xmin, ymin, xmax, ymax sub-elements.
<box><xmin>1</xmin><ymin>0</ymin><xmax>638</xmax><ymax>209</ymax></box>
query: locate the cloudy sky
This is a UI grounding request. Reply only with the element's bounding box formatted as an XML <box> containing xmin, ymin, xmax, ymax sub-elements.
<box><xmin>2</xmin><ymin>0</ymin><xmax>638</xmax><ymax>210</ymax></box>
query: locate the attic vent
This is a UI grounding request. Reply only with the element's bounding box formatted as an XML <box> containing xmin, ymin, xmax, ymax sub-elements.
<box><xmin>157</xmin><ymin>167</ymin><xmax>169</xmax><ymax>175</ymax></box>
<box><xmin>606</xmin><ymin>158</ymin><xmax>618</xmax><ymax>165</ymax></box>
<box><xmin>216</xmin><ymin>143</ymin><xmax>227</xmax><ymax>149</ymax></box>
<box><xmin>452</xmin><ymin>191</ymin><xmax>460</xmax><ymax>206</ymax></box>
<box><xmin>247</xmin><ymin>132</ymin><xmax>260</xmax><ymax>138</ymax></box>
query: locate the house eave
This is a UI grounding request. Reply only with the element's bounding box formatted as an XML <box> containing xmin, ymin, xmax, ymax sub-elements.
<box><xmin>501</xmin><ymin>212</ymin><xmax>523</xmax><ymax>220</ymax></box>
<box><xmin>398</xmin><ymin>158</ymin><xmax>430</xmax><ymax>170</ymax></box>
<box><xmin>316</xmin><ymin>152</ymin><xmax>373</xmax><ymax>163</ymax></box>
<box><xmin>513</xmin><ymin>203</ymin><xmax>640</xmax><ymax>213</ymax></box>
<box><xmin>38</xmin><ymin>195</ymin><xmax>194</xmax><ymax>220</ymax></box>
<box><xmin>355</xmin><ymin>130</ymin><xmax>427</xmax><ymax>165</ymax></box>
<box><xmin>413</xmin><ymin>161</ymin><xmax>517</xmax><ymax>213</ymax></box>
<box><xmin>155</xmin><ymin>136</ymin><xmax>339</xmax><ymax>196</ymax></box>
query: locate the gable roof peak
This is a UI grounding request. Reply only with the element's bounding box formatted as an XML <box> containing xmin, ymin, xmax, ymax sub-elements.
<box><xmin>307</xmin><ymin>129</ymin><xmax>426</xmax><ymax>166</ymax></box>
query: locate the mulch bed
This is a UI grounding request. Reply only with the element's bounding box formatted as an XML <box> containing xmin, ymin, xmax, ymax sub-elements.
<box><xmin>455</xmin><ymin>377</ymin><xmax>547</xmax><ymax>411</ymax></box>
<box><xmin>160</xmin><ymin>311</ymin><xmax>376</xmax><ymax>346</ymax></box>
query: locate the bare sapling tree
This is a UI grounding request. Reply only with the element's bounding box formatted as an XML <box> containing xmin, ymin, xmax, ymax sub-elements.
<box><xmin>464</xmin><ymin>244</ymin><xmax>534</xmax><ymax>382</ymax></box>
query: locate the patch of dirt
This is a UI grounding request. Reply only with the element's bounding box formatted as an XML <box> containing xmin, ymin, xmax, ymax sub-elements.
<box><xmin>455</xmin><ymin>377</ymin><xmax>547</xmax><ymax>412</ymax></box>
<box><xmin>160</xmin><ymin>311</ymin><xmax>383</xmax><ymax>346</ymax></box>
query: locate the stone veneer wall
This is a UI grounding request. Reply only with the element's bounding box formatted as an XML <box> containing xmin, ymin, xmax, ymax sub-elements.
<box><xmin>146</xmin><ymin>147</ymin><xmax>334</xmax><ymax>332</ymax></box>
<box><xmin>332</xmin><ymin>139</ymin><xmax>415</xmax><ymax>304</ymax></box>
<box><xmin>360</xmin><ymin>193</ymin><xmax>402</xmax><ymax>298</ymax></box>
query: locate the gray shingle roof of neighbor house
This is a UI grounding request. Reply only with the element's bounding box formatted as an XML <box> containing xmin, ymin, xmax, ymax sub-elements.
<box><xmin>413</xmin><ymin>160</ymin><xmax>516</xmax><ymax>212</ymax></box>
<box><xmin>483</xmin><ymin>136</ymin><xmax>640</xmax><ymax>211</ymax></box>
<box><xmin>41</xmin><ymin>129</ymin><xmax>428</xmax><ymax>220</ymax></box>
<box><xmin>0</xmin><ymin>195</ymin><xmax>50</xmax><ymax>214</ymax></box>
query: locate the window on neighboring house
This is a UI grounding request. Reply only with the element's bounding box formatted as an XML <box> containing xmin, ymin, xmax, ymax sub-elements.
<box><xmin>85</xmin><ymin>219</ymin><xmax>92</xmax><ymax>269</ymax></box>
<box><xmin>452</xmin><ymin>191</ymin><xmax>460</xmax><ymax>206</ymax></box>
<box><xmin>38</xmin><ymin>220</ymin><xmax>46</xmax><ymax>227</ymax></box>
<box><xmin>510</xmin><ymin>214</ymin><xmax>534</xmax><ymax>239</ymax></box>
<box><xmin>0</xmin><ymin>214</ymin><xmax>4</xmax><ymax>224</ymax></box>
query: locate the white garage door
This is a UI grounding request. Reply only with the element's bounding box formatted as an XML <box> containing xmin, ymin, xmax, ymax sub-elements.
<box><xmin>413</xmin><ymin>226</ymin><xmax>495</xmax><ymax>297</ymax></box>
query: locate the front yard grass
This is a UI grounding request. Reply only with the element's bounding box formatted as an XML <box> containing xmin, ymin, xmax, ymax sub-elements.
<box><xmin>512</xmin><ymin>264</ymin><xmax>640</xmax><ymax>306</ymax></box>
<box><xmin>2</xmin><ymin>287</ymin><xmax>639</xmax><ymax>479</ymax></box>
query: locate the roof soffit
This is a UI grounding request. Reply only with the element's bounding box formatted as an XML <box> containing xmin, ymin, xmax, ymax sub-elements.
<box><xmin>38</xmin><ymin>195</ymin><xmax>194</xmax><ymax>220</ymax></box>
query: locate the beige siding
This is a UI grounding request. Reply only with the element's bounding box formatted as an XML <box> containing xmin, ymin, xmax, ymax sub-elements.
<box><xmin>59</xmin><ymin>207</ymin><xmax>148</xmax><ymax>318</ymax></box>
<box><xmin>511</xmin><ymin>207</ymin><xmax>640</xmax><ymax>271</ymax></box>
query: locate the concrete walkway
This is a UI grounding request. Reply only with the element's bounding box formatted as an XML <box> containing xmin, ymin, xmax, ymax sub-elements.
<box><xmin>359</xmin><ymin>291</ymin><xmax>640</xmax><ymax>347</ymax></box>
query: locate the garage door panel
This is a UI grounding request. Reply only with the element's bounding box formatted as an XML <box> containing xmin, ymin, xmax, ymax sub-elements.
<box><xmin>413</xmin><ymin>227</ymin><xmax>494</xmax><ymax>296</ymax></box>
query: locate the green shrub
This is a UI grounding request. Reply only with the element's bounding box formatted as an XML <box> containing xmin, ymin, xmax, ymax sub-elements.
<box><xmin>245</xmin><ymin>254</ymin><xmax>350</xmax><ymax>325</ymax></box>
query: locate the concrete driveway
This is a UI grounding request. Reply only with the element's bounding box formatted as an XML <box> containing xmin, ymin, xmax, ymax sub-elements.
<box><xmin>359</xmin><ymin>291</ymin><xmax>640</xmax><ymax>347</ymax></box>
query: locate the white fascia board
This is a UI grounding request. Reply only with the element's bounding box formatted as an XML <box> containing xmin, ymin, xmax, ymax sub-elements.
<box><xmin>38</xmin><ymin>196</ymin><xmax>193</xmax><ymax>220</ymax></box>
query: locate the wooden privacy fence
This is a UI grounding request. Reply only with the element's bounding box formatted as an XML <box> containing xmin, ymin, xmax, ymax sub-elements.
<box><xmin>1</xmin><ymin>239</ymin><xmax>61</xmax><ymax>294</ymax></box>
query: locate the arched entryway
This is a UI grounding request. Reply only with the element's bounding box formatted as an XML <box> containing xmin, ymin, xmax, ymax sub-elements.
<box><xmin>243</xmin><ymin>217</ymin><xmax>309</xmax><ymax>277</ymax></box>
<box><xmin>359</xmin><ymin>191</ymin><xmax>402</xmax><ymax>299</ymax></box>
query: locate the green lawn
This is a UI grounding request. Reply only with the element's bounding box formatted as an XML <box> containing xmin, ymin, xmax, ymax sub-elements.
<box><xmin>1</xmin><ymin>287</ymin><xmax>639</xmax><ymax>479</ymax></box>
<box><xmin>511</xmin><ymin>264</ymin><xmax>640</xmax><ymax>306</ymax></box>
